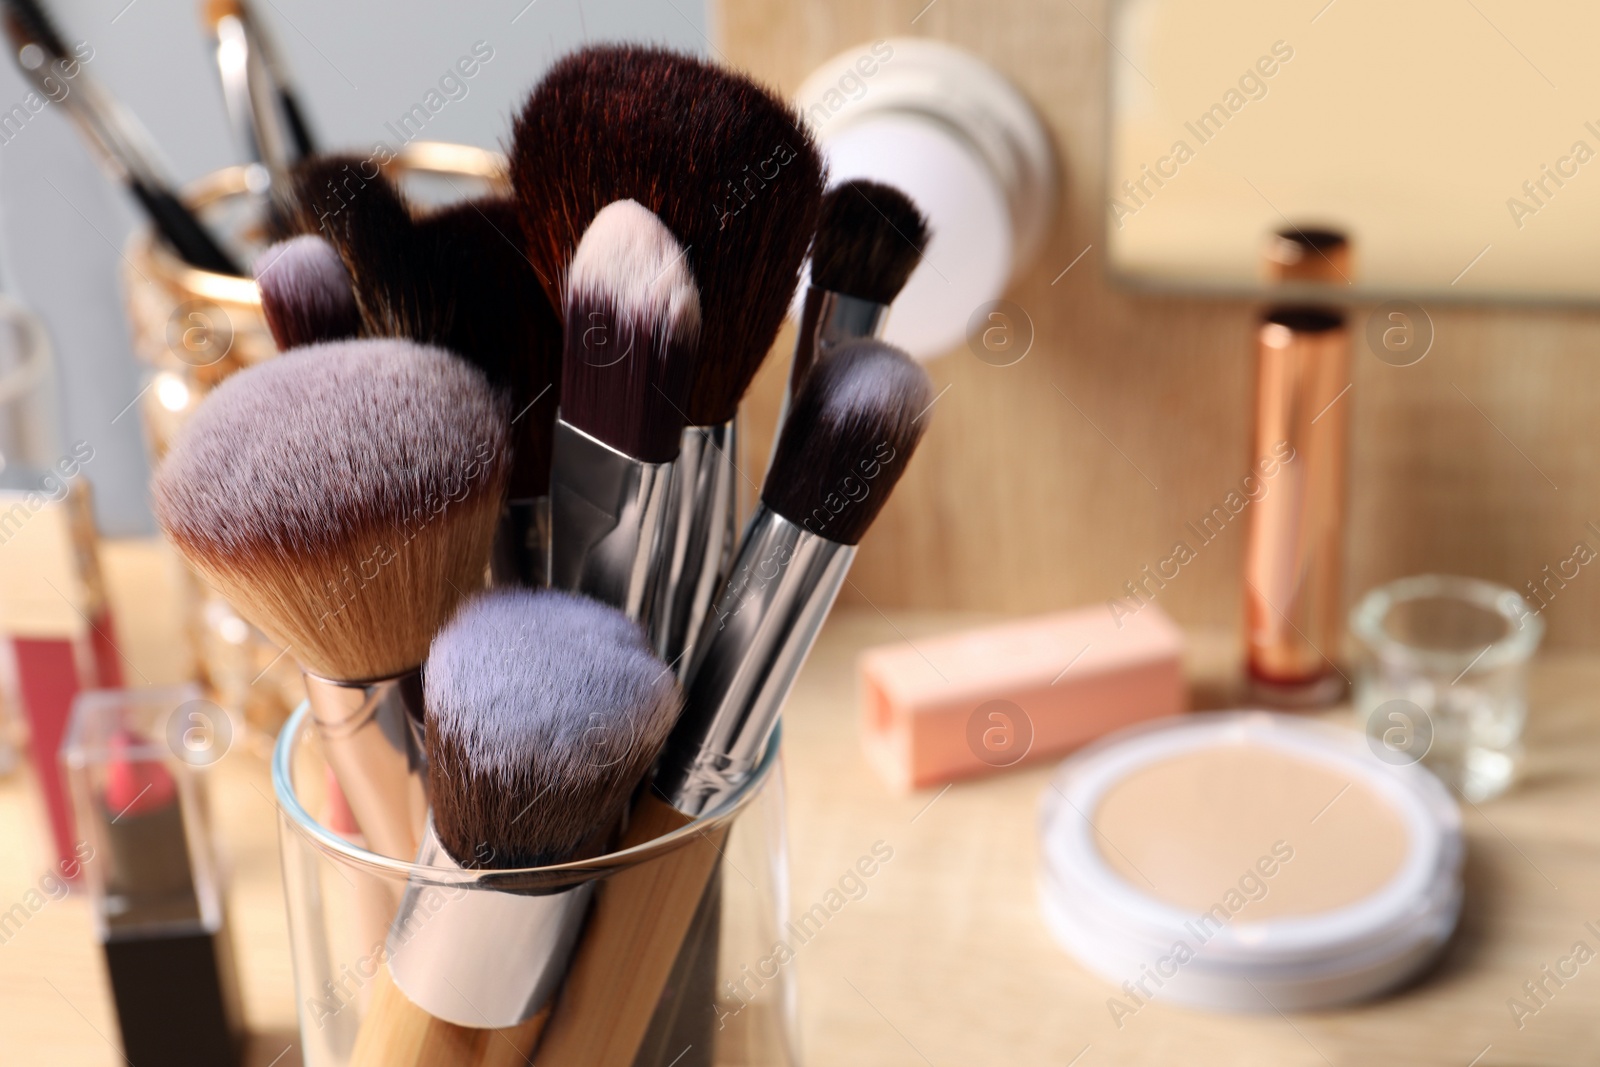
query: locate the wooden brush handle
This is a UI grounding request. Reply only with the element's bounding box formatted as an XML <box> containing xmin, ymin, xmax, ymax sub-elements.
<box><xmin>349</xmin><ymin>966</ymin><xmax>548</xmax><ymax>1067</ymax></box>
<box><xmin>534</xmin><ymin>794</ymin><xmax>728</xmax><ymax>1066</ymax></box>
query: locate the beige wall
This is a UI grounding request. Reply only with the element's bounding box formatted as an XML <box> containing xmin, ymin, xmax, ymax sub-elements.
<box><xmin>724</xmin><ymin>0</ymin><xmax>1600</xmax><ymax>649</ymax></box>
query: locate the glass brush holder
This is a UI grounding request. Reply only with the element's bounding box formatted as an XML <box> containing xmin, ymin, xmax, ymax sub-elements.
<box><xmin>273</xmin><ymin>704</ymin><xmax>799</xmax><ymax>1067</ymax></box>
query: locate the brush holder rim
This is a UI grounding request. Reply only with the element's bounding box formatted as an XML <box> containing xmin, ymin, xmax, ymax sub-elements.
<box><xmin>273</xmin><ymin>701</ymin><xmax>781</xmax><ymax>887</ymax></box>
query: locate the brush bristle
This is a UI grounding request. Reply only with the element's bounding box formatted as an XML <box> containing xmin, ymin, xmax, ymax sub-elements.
<box><xmin>152</xmin><ymin>340</ymin><xmax>509</xmax><ymax>681</ymax></box>
<box><xmin>425</xmin><ymin>588</ymin><xmax>682</xmax><ymax>868</ymax></box>
<box><xmin>561</xmin><ymin>200</ymin><xmax>700</xmax><ymax>463</ymax></box>
<box><xmin>289</xmin><ymin>162</ymin><xmax>561</xmax><ymax>498</ymax></box>
<box><xmin>424</xmin><ymin>196</ymin><xmax>562</xmax><ymax>498</ymax></box>
<box><xmin>511</xmin><ymin>45</ymin><xmax>825</xmax><ymax>427</ymax></box>
<box><xmin>202</xmin><ymin>0</ymin><xmax>243</xmax><ymax>30</ymax></box>
<box><xmin>810</xmin><ymin>180</ymin><xmax>929</xmax><ymax>304</ymax></box>
<box><xmin>254</xmin><ymin>235</ymin><xmax>362</xmax><ymax>350</ymax></box>
<box><xmin>2</xmin><ymin>0</ymin><xmax>70</xmax><ymax>59</ymax></box>
<box><xmin>762</xmin><ymin>339</ymin><xmax>933</xmax><ymax>545</ymax></box>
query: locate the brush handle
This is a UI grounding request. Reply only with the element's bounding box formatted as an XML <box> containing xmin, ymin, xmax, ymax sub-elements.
<box><xmin>129</xmin><ymin>182</ymin><xmax>242</xmax><ymax>276</ymax></box>
<box><xmin>533</xmin><ymin>795</ymin><xmax>726</xmax><ymax>1067</ymax></box>
<box><xmin>651</xmin><ymin>422</ymin><xmax>738</xmax><ymax>673</ymax></box>
<box><xmin>656</xmin><ymin>507</ymin><xmax>853</xmax><ymax>817</ymax></box>
<box><xmin>348</xmin><ymin>966</ymin><xmax>548</xmax><ymax>1067</ymax></box>
<box><xmin>303</xmin><ymin>672</ymin><xmax>427</xmax><ymax>863</ymax></box>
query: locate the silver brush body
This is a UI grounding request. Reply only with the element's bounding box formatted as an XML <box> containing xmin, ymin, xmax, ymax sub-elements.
<box><xmin>652</xmin><ymin>421</ymin><xmax>738</xmax><ymax>673</ymax></box>
<box><xmin>796</xmin><ymin>286</ymin><xmax>889</xmax><ymax>384</ymax></box>
<box><xmin>655</xmin><ymin>506</ymin><xmax>854</xmax><ymax>817</ymax></box>
<box><xmin>302</xmin><ymin>672</ymin><xmax>427</xmax><ymax>862</ymax></box>
<box><xmin>771</xmin><ymin>285</ymin><xmax>889</xmax><ymax>458</ymax></box>
<box><xmin>386</xmin><ymin>821</ymin><xmax>594</xmax><ymax>1029</ymax></box>
<box><xmin>549</xmin><ymin>418</ymin><xmax>674</xmax><ymax>623</ymax></box>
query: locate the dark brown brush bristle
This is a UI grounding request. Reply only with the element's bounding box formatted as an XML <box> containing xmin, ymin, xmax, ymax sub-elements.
<box><xmin>425</xmin><ymin>588</ymin><xmax>681</xmax><ymax>868</ymax></box>
<box><xmin>762</xmin><ymin>339</ymin><xmax>932</xmax><ymax>545</ymax></box>
<box><xmin>511</xmin><ymin>45</ymin><xmax>825</xmax><ymax>427</ymax></box>
<box><xmin>151</xmin><ymin>340</ymin><xmax>510</xmax><ymax>681</ymax></box>
<box><xmin>2</xmin><ymin>0</ymin><xmax>71</xmax><ymax>59</ymax></box>
<box><xmin>421</xmin><ymin>197</ymin><xmax>562</xmax><ymax>498</ymax></box>
<box><xmin>288</xmin><ymin>155</ymin><xmax>432</xmax><ymax>338</ymax></box>
<box><xmin>254</xmin><ymin>235</ymin><xmax>363</xmax><ymax>350</ymax></box>
<box><xmin>561</xmin><ymin>200</ymin><xmax>700</xmax><ymax>463</ymax></box>
<box><xmin>810</xmin><ymin>180</ymin><xmax>929</xmax><ymax>304</ymax></box>
<box><xmin>288</xmin><ymin>160</ymin><xmax>560</xmax><ymax>498</ymax></box>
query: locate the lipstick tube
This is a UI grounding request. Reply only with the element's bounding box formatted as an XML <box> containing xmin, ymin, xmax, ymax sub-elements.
<box><xmin>1243</xmin><ymin>227</ymin><xmax>1352</xmax><ymax>706</ymax></box>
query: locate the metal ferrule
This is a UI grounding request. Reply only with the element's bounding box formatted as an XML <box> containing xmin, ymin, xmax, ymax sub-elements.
<box><xmin>655</xmin><ymin>506</ymin><xmax>854</xmax><ymax>817</ymax></box>
<box><xmin>548</xmin><ymin>419</ymin><xmax>674</xmax><ymax>622</ymax></box>
<box><xmin>386</xmin><ymin>821</ymin><xmax>594</xmax><ymax>1029</ymax></box>
<box><xmin>651</xmin><ymin>421</ymin><xmax>739</xmax><ymax>671</ymax></box>
<box><xmin>795</xmin><ymin>286</ymin><xmax>888</xmax><ymax>390</ymax></box>
<box><xmin>490</xmin><ymin>495</ymin><xmax>550</xmax><ymax>589</ymax></box>
<box><xmin>302</xmin><ymin>672</ymin><xmax>427</xmax><ymax>863</ymax></box>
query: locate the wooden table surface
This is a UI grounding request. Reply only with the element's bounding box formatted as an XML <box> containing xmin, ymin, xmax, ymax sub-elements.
<box><xmin>2</xmin><ymin>540</ymin><xmax>1598</xmax><ymax>1066</ymax></box>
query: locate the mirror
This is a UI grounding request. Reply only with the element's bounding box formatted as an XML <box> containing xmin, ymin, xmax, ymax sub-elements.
<box><xmin>1108</xmin><ymin>0</ymin><xmax>1600</xmax><ymax>302</ymax></box>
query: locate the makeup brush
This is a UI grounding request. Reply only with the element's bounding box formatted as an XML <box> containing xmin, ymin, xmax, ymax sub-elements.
<box><xmin>510</xmin><ymin>44</ymin><xmax>826</xmax><ymax>667</ymax></box>
<box><xmin>201</xmin><ymin>0</ymin><xmax>314</xmax><ymax>180</ymax></box>
<box><xmin>547</xmin><ymin>198</ymin><xmax>699</xmax><ymax>624</ymax></box>
<box><xmin>253</xmin><ymin>234</ymin><xmax>361</xmax><ymax>350</ymax></box>
<box><xmin>0</xmin><ymin>0</ymin><xmax>243</xmax><ymax>275</ymax></box>
<box><xmin>292</xmin><ymin>160</ymin><xmax>563</xmax><ymax>585</ymax></box>
<box><xmin>537</xmin><ymin>338</ymin><xmax>933</xmax><ymax>1066</ymax></box>
<box><xmin>349</xmin><ymin>588</ymin><xmax>682</xmax><ymax>1067</ymax></box>
<box><xmin>785</xmin><ymin>180</ymin><xmax>928</xmax><ymax>413</ymax></box>
<box><xmin>151</xmin><ymin>339</ymin><xmax>509</xmax><ymax>862</ymax></box>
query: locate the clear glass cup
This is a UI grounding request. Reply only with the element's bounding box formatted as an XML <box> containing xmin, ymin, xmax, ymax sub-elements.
<box><xmin>1351</xmin><ymin>575</ymin><xmax>1543</xmax><ymax>802</ymax></box>
<box><xmin>273</xmin><ymin>703</ymin><xmax>798</xmax><ymax>1067</ymax></box>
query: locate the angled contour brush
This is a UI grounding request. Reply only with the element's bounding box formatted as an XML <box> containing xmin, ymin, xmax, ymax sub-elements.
<box><xmin>253</xmin><ymin>234</ymin><xmax>361</xmax><ymax>350</ymax></box>
<box><xmin>510</xmin><ymin>44</ymin><xmax>826</xmax><ymax>667</ymax></box>
<box><xmin>783</xmin><ymin>179</ymin><xmax>928</xmax><ymax>424</ymax></box>
<box><xmin>0</xmin><ymin>0</ymin><xmax>242</xmax><ymax>275</ymax></box>
<box><xmin>536</xmin><ymin>338</ymin><xmax>934</xmax><ymax>1066</ymax></box>
<box><xmin>547</xmin><ymin>198</ymin><xmax>699</xmax><ymax>626</ymax></box>
<box><xmin>152</xmin><ymin>340</ymin><xmax>508</xmax><ymax>862</ymax></box>
<box><xmin>348</xmin><ymin>588</ymin><xmax>681</xmax><ymax>1067</ymax></box>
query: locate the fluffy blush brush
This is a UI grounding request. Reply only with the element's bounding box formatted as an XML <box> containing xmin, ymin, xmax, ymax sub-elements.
<box><xmin>511</xmin><ymin>44</ymin><xmax>826</xmax><ymax>667</ymax></box>
<box><xmin>537</xmin><ymin>339</ymin><xmax>934</xmax><ymax>1066</ymax></box>
<box><xmin>349</xmin><ymin>588</ymin><xmax>681</xmax><ymax>1067</ymax></box>
<box><xmin>152</xmin><ymin>340</ymin><xmax>509</xmax><ymax>861</ymax></box>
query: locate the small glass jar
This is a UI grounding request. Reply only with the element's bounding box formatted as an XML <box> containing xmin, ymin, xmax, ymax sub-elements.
<box><xmin>273</xmin><ymin>703</ymin><xmax>799</xmax><ymax>1067</ymax></box>
<box><xmin>1351</xmin><ymin>575</ymin><xmax>1543</xmax><ymax>802</ymax></box>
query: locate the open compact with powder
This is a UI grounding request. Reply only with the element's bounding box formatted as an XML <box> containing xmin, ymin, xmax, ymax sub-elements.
<box><xmin>1038</xmin><ymin>712</ymin><xmax>1464</xmax><ymax>1013</ymax></box>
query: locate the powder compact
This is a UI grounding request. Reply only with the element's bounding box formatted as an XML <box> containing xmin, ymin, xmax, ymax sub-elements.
<box><xmin>1038</xmin><ymin>712</ymin><xmax>1463</xmax><ymax>1013</ymax></box>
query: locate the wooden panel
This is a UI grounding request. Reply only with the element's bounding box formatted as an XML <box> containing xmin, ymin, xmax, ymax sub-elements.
<box><xmin>721</xmin><ymin>0</ymin><xmax>1600</xmax><ymax>649</ymax></box>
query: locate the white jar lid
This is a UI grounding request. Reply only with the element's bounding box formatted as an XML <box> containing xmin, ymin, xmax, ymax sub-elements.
<box><xmin>1038</xmin><ymin>711</ymin><xmax>1463</xmax><ymax>1013</ymax></box>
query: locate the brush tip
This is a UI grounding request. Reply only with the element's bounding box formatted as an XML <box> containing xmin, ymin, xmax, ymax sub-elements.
<box><xmin>561</xmin><ymin>200</ymin><xmax>700</xmax><ymax>462</ymax></box>
<box><xmin>762</xmin><ymin>339</ymin><xmax>933</xmax><ymax>545</ymax></box>
<box><xmin>810</xmin><ymin>180</ymin><xmax>929</xmax><ymax>304</ymax></box>
<box><xmin>425</xmin><ymin>588</ymin><xmax>681</xmax><ymax>868</ymax></box>
<box><xmin>255</xmin><ymin>235</ymin><xmax>362</xmax><ymax>350</ymax></box>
